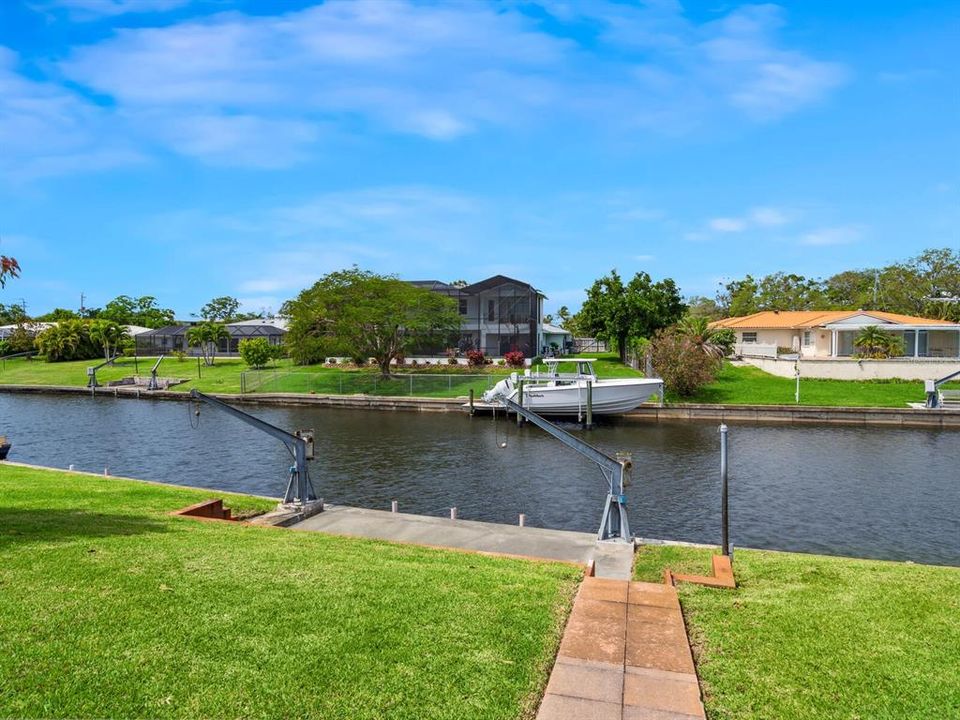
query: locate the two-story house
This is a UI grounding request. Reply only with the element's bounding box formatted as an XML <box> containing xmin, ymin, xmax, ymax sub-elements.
<box><xmin>410</xmin><ymin>275</ymin><xmax>544</xmax><ymax>357</ymax></box>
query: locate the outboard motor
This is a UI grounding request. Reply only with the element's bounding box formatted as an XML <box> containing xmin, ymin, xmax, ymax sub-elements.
<box><xmin>482</xmin><ymin>376</ymin><xmax>514</xmax><ymax>403</ymax></box>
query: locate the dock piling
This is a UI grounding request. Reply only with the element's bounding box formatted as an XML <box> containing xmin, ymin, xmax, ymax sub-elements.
<box><xmin>585</xmin><ymin>380</ymin><xmax>593</xmax><ymax>430</ymax></box>
<box><xmin>519</xmin><ymin>513</ymin><xmax>526</xmax><ymax>527</ymax></box>
<box><xmin>517</xmin><ymin>380</ymin><xmax>524</xmax><ymax>426</ymax></box>
<box><xmin>391</xmin><ymin>500</ymin><xmax>398</xmax><ymax>513</ymax></box>
<box><xmin>469</xmin><ymin>389</ymin><xmax>475</xmax><ymax>415</ymax></box>
<box><xmin>450</xmin><ymin>506</ymin><xmax>458</xmax><ymax>520</ymax></box>
<box><xmin>720</xmin><ymin>423</ymin><xmax>729</xmax><ymax>557</ymax></box>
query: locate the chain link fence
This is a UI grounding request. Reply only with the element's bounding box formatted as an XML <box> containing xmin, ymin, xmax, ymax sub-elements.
<box><xmin>241</xmin><ymin>370</ymin><xmax>497</xmax><ymax>398</ymax></box>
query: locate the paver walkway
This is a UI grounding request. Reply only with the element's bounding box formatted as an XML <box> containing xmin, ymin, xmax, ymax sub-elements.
<box><xmin>537</xmin><ymin>576</ymin><xmax>706</xmax><ymax>720</ymax></box>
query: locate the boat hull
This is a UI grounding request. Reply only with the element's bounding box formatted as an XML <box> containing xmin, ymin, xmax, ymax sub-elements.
<box><xmin>505</xmin><ymin>379</ymin><xmax>661</xmax><ymax>416</ymax></box>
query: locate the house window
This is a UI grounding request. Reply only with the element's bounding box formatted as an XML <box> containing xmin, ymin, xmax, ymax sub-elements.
<box><xmin>487</xmin><ymin>300</ymin><xmax>495</xmax><ymax>321</ymax></box>
<box><xmin>458</xmin><ymin>298</ymin><xmax>468</xmax><ymax>315</ymax></box>
<box><xmin>803</xmin><ymin>331</ymin><xmax>812</xmax><ymax>347</ymax></box>
<box><xmin>742</xmin><ymin>332</ymin><xmax>758</xmax><ymax>343</ymax></box>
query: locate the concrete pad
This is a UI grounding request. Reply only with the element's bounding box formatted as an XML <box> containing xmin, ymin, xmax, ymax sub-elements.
<box><xmin>592</xmin><ymin>541</ymin><xmax>635</xmax><ymax>579</ymax></box>
<box><xmin>537</xmin><ymin>694</ymin><xmax>621</xmax><ymax>720</ymax></box>
<box><xmin>545</xmin><ymin>658</ymin><xmax>624</xmax><ymax>704</ymax></box>
<box><xmin>292</xmin><ymin>504</ymin><xmax>600</xmax><ymax>564</ymax></box>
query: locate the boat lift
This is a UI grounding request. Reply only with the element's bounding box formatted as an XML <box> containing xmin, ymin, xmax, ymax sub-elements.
<box><xmin>147</xmin><ymin>355</ymin><xmax>165</xmax><ymax>391</ymax></box>
<box><xmin>86</xmin><ymin>353</ymin><xmax>119</xmax><ymax>388</ymax></box>
<box><xmin>189</xmin><ymin>389</ymin><xmax>319</xmax><ymax>507</ymax></box>
<box><xmin>494</xmin><ymin>394</ymin><xmax>632</xmax><ymax>543</ymax></box>
<box><xmin>925</xmin><ymin>368</ymin><xmax>960</xmax><ymax>408</ymax></box>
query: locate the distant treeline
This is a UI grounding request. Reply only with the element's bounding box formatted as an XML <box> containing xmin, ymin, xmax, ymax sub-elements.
<box><xmin>687</xmin><ymin>248</ymin><xmax>960</xmax><ymax>321</ymax></box>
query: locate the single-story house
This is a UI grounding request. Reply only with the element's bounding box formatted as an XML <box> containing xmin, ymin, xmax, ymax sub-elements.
<box><xmin>542</xmin><ymin>323</ymin><xmax>573</xmax><ymax>355</ymax></box>
<box><xmin>713</xmin><ymin>310</ymin><xmax>960</xmax><ymax>359</ymax></box>
<box><xmin>410</xmin><ymin>275</ymin><xmax>545</xmax><ymax>357</ymax></box>
<box><xmin>0</xmin><ymin>322</ymin><xmax>57</xmax><ymax>340</ymax></box>
<box><xmin>135</xmin><ymin>319</ymin><xmax>287</xmax><ymax>356</ymax></box>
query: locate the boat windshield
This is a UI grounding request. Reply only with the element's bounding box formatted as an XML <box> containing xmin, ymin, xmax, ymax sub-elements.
<box><xmin>539</xmin><ymin>359</ymin><xmax>597</xmax><ymax>379</ymax></box>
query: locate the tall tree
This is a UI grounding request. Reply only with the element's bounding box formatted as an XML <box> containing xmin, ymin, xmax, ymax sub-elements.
<box><xmin>100</xmin><ymin>295</ymin><xmax>175</xmax><ymax>328</ymax></box>
<box><xmin>716</xmin><ymin>275</ymin><xmax>759</xmax><ymax>317</ymax></box>
<box><xmin>200</xmin><ymin>296</ymin><xmax>242</xmax><ymax>322</ymax></box>
<box><xmin>579</xmin><ymin>269</ymin><xmax>686</xmax><ymax>361</ymax></box>
<box><xmin>283</xmin><ymin>268</ymin><xmax>460</xmax><ymax>376</ymax></box>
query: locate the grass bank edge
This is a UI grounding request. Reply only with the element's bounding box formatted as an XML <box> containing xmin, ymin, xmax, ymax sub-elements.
<box><xmin>633</xmin><ymin>543</ymin><xmax>960</xmax><ymax>720</ymax></box>
<box><xmin>0</xmin><ymin>463</ymin><xmax>582</xmax><ymax>720</ymax></box>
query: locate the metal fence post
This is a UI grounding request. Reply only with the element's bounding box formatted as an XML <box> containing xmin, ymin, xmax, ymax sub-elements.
<box><xmin>720</xmin><ymin>423</ymin><xmax>729</xmax><ymax>557</ymax></box>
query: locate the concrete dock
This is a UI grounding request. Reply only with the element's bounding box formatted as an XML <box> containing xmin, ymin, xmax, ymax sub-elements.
<box><xmin>292</xmin><ymin>504</ymin><xmax>635</xmax><ymax>578</ymax></box>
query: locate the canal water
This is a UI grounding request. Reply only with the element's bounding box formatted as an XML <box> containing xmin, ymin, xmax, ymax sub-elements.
<box><xmin>2</xmin><ymin>394</ymin><xmax>958</xmax><ymax>566</ymax></box>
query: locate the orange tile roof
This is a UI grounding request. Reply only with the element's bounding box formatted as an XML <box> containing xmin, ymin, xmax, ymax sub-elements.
<box><xmin>710</xmin><ymin>310</ymin><xmax>956</xmax><ymax>329</ymax></box>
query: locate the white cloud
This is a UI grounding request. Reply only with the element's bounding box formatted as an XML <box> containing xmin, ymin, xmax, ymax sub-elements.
<box><xmin>708</xmin><ymin>217</ymin><xmax>748</xmax><ymax>232</ymax></box>
<box><xmin>0</xmin><ymin>46</ymin><xmax>144</xmax><ymax>180</ymax></box>
<box><xmin>800</xmin><ymin>225</ymin><xmax>863</xmax><ymax>246</ymax></box>
<box><xmin>0</xmin><ymin>0</ymin><xmax>848</xmax><ymax>173</ymax></box>
<box><xmin>750</xmin><ymin>206</ymin><xmax>790</xmax><ymax>226</ymax></box>
<box><xmin>705</xmin><ymin>206</ymin><xmax>793</xmax><ymax>234</ymax></box>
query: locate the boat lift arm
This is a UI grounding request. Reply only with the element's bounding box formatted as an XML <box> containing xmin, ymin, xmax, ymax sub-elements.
<box><xmin>147</xmin><ymin>354</ymin><xmax>165</xmax><ymax>391</ymax></box>
<box><xmin>189</xmin><ymin>389</ymin><xmax>318</xmax><ymax>506</ymax></box>
<box><xmin>926</xmin><ymin>368</ymin><xmax>960</xmax><ymax>408</ymax></box>
<box><xmin>87</xmin><ymin>353</ymin><xmax>119</xmax><ymax>388</ymax></box>
<box><xmin>495</xmin><ymin>394</ymin><xmax>632</xmax><ymax>543</ymax></box>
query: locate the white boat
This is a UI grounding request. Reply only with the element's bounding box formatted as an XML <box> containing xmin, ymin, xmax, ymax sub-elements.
<box><xmin>482</xmin><ymin>358</ymin><xmax>662</xmax><ymax>416</ymax></box>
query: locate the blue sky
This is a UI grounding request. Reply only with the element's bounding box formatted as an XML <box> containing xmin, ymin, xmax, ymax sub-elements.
<box><xmin>1</xmin><ymin>0</ymin><xmax>957</xmax><ymax>318</ymax></box>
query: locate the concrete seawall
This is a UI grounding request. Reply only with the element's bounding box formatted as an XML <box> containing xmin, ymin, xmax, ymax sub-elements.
<box><xmin>2</xmin><ymin>383</ymin><xmax>959</xmax><ymax>427</ymax></box>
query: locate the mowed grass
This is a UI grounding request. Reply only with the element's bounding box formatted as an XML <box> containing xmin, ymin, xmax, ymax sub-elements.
<box><xmin>0</xmin><ymin>356</ymin><xmax>513</xmax><ymax>397</ymax></box>
<box><xmin>634</xmin><ymin>544</ymin><xmax>960</xmax><ymax>720</ymax></box>
<box><xmin>0</xmin><ymin>464</ymin><xmax>581</xmax><ymax>720</ymax></box>
<box><xmin>671</xmin><ymin>362</ymin><xmax>944</xmax><ymax>407</ymax></box>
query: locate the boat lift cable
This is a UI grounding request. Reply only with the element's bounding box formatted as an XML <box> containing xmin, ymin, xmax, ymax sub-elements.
<box><xmin>492</xmin><ymin>394</ymin><xmax>633</xmax><ymax>544</ymax></box>
<box><xmin>188</xmin><ymin>389</ymin><xmax>318</xmax><ymax>506</ymax></box>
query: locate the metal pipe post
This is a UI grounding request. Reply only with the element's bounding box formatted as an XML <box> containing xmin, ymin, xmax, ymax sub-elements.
<box><xmin>391</xmin><ymin>500</ymin><xmax>398</xmax><ymax>513</ymax></box>
<box><xmin>585</xmin><ymin>380</ymin><xmax>593</xmax><ymax>430</ymax></box>
<box><xmin>517</xmin><ymin>380</ymin><xmax>524</xmax><ymax>426</ymax></box>
<box><xmin>720</xmin><ymin>423</ymin><xmax>729</xmax><ymax>556</ymax></box>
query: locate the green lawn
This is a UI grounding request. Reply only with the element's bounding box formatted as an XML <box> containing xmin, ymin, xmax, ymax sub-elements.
<box><xmin>634</xmin><ymin>544</ymin><xmax>960</xmax><ymax>719</ymax></box>
<box><xmin>0</xmin><ymin>464</ymin><xmax>580</xmax><ymax>720</ymax></box>
<box><xmin>0</xmin><ymin>356</ymin><xmax>509</xmax><ymax>397</ymax></box>
<box><xmin>671</xmin><ymin>361</ymin><xmax>944</xmax><ymax>407</ymax></box>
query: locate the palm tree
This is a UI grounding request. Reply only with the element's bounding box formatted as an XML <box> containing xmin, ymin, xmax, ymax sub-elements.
<box><xmin>853</xmin><ymin>325</ymin><xmax>903</xmax><ymax>359</ymax></box>
<box><xmin>677</xmin><ymin>315</ymin><xmax>733</xmax><ymax>362</ymax></box>
<box><xmin>187</xmin><ymin>322</ymin><xmax>230</xmax><ymax>366</ymax></box>
<box><xmin>89</xmin><ymin>320</ymin><xmax>126</xmax><ymax>362</ymax></box>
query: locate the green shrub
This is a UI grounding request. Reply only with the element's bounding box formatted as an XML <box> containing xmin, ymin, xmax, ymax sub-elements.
<box><xmin>238</xmin><ymin>338</ymin><xmax>283</xmax><ymax>369</ymax></box>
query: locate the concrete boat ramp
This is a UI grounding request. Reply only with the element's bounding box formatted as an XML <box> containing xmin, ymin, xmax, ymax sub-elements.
<box><xmin>291</xmin><ymin>504</ymin><xmax>635</xmax><ymax>578</ymax></box>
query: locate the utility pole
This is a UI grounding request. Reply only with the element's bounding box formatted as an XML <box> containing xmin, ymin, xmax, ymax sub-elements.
<box><xmin>79</xmin><ymin>292</ymin><xmax>86</xmax><ymax>316</ymax></box>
